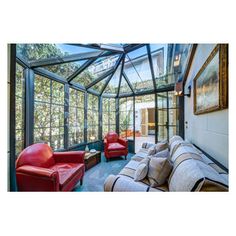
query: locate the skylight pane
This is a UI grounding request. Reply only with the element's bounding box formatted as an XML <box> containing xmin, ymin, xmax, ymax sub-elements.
<box><xmin>103</xmin><ymin>64</ymin><xmax>122</xmax><ymax>95</ymax></box>
<box><xmin>124</xmin><ymin>46</ymin><xmax>154</xmax><ymax>92</ymax></box>
<box><xmin>42</xmin><ymin>60</ymin><xmax>86</xmax><ymax>79</ymax></box>
<box><xmin>72</xmin><ymin>55</ymin><xmax>119</xmax><ymax>87</ymax></box>
<box><xmin>16</xmin><ymin>44</ymin><xmax>102</xmax><ymax>63</ymax></box>
<box><xmin>89</xmin><ymin>75</ymin><xmax>110</xmax><ymax>93</ymax></box>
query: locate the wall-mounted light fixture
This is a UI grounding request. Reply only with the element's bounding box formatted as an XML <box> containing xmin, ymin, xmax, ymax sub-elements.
<box><xmin>174</xmin><ymin>81</ymin><xmax>191</xmax><ymax>97</ymax></box>
<box><xmin>174</xmin><ymin>53</ymin><xmax>181</xmax><ymax>67</ymax></box>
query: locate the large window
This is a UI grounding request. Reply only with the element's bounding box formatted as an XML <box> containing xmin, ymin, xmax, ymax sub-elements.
<box><xmin>102</xmin><ymin>98</ymin><xmax>116</xmax><ymax>137</ymax></box>
<box><xmin>69</xmin><ymin>88</ymin><xmax>84</xmax><ymax>146</ymax></box>
<box><xmin>119</xmin><ymin>97</ymin><xmax>134</xmax><ymax>140</ymax></box>
<box><xmin>87</xmin><ymin>94</ymin><xmax>99</xmax><ymax>142</ymax></box>
<box><xmin>15</xmin><ymin>63</ymin><xmax>25</xmax><ymax>155</ymax></box>
<box><xmin>34</xmin><ymin>75</ymin><xmax>65</xmax><ymax>150</ymax></box>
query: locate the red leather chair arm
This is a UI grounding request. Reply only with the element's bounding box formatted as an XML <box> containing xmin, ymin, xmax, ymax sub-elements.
<box><xmin>16</xmin><ymin>165</ymin><xmax>59</xmax><ymax>191</ymax></box>
<box><xmin>16</xmin><ymin>165</ymin><xmax>58</xmax><ymax>179</ymax></box>
<box><xmin>118</xmin><ymin>138</ymin><xmax>128</xmax><ymax>147</ymax></box>
<box><xmin>104</xmin><ymin>139</ymin><xmax>109</xmax><ymax>151</ymax></box>
<box><xmin>53</xmin><ymin>151</ymin><xmax>85</xmax><ymax>163</ymax></box>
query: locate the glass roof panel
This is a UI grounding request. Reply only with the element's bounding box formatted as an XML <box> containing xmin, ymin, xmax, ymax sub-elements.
<box><xmin>150</xmin><ymin>44</ymin><xmax>175</xmax><ymax>89</ymax></box>
<box><xmin>72</xmin><ymin>54</ymin><xmax>120</xmax><ymax>87</ymax></box>
<box><xmin>103</xmin><ymin>64</ymin><xmax>122</xmax><ymax>95</ymax></box>
<box><xmin>119</xmin><ymin>76</ymin><xmax>132</xmax><ymax>95</ymax></box>
<box><xmin>89</xmin><ymin>75</ymin><xmax>110</xmax><ymax>93</ymax></box>
<box><xmin>124</xmin><ymin>46</ymin><xmax>154</xmax><ymax>92</ymax></box>
<box><xmin>41</xmin><ymin>60</ymin><xmax>87</xmax><ymax>79</ymax></box>
<box><xmin>16</xmin><ymin>44</ymin><xmax>103</xmax><ymax>63</ymax></box>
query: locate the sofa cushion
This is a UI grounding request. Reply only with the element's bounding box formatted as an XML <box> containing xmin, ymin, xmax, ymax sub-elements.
<box><xmin>152</xmin><ymin>148</ymin><xmax>170</xmax><ymax>158</ymax></box>
<box><xmin>147</xmin><ymin>141</ymin><xmax>168</xmax><ymax>156</ymax></box>
<box><xmin>147</xmin><ymin>157</ymin><xmax>173</xmax><ymax>187</ymax></box>
<box><xmin>168</xmin><ymin>154</ymin><xmax>228</xmax><ymax>191</ymax></box>
<box><xmin>50</xmin><ymin>163</ymin><xmax>84</xmax><ymax>190</ymax></box>
<box><xmin>134</xmin><ymin>157</ymin><xmax>150</xmax><ymax>181</ymax></box>
<box><xmin>108</xmin><ymin>142</ymin><xmax>126</xmax><ymax>151</ymax></box>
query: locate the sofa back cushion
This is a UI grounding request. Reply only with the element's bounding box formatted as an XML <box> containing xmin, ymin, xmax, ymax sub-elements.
<box><xmin>106</xmin><ymin>131</ymin><xmax>119</xmax><ymax>143</ymax></box>
<box><xmin>168</xmin><ymin>153</ymin><xmax>228</xmax><ymax>191</ymax></box>
<box><xmin>148</xmin><ymin>157</ymin><xmax>173</xmax><ymax>187</ymax></box>
<box><xmin>16</xmin><ymin>143</ymin><xmax>55</xmax><ymax>168</ymax></box>
<box><xmin>147</xmin><ymin>141</ymin><xmax>168</xmax><ymax>156</ymax></box>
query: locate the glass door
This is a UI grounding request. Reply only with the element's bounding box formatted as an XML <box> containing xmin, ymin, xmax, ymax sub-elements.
<box><xmin>157</xmin><ymin>91</ymin><xmax>179</xmax><ymax>141</ymax></box>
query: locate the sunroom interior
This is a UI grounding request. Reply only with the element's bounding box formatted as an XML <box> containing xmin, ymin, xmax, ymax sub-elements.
<box><xmin>8</xmin><ymin>43</ymin><xmax>229</xmax><ymax>192</ymax></box>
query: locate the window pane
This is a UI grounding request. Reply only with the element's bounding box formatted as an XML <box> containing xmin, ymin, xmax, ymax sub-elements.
<box><xmin>119</xmin><ymin>97</ymin><xmax>133</xmax><ymax>140</ymax></box>
<box><xmin>52</xmin><ymin>81</ymin><xmax>64</xmax><ymax>104</ymax></box>
<box><xmin>34</xmin><ymin>102</ymin><xmax>51</xmax><ymax>128</ymax></box>
<box><xmin>158</xmin><ymin>126</ymin><xmax>167</xmax><ymax>141</ymax></box>
<box><xmin>68</xmin><ymin>88</ymin><xmax>85</xmax><ymax>146</ymax></box>
<box><xmin>34</xmin><ymin>75</ymin><xmax>51</xmax><ymax>102</ymax></box>
<box><xmin>15</xmin><ymin>63</ymin><xmax>25</xmax><ymax>155</ymax></box>
<box><xmin>34</xmin><ymin>76</ymin><xmax>65</xmax><ymax>150</ymax></box>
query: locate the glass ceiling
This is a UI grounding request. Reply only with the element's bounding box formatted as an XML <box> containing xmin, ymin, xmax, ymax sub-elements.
<box><xmin>16</xmin><ymin>43</ymin><xmax>193</xmax><ymax>96</ymax></box>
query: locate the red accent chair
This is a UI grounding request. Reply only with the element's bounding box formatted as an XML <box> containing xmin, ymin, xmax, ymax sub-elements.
<box><xmin>104</xmin><ymin>132</ymin><xmax>128</xmax><ymax>161</ymax></box>
<box><xmin>15</xmin><ymin>143</ymin><xmax>85</xmax><ymax>191</ymax></box>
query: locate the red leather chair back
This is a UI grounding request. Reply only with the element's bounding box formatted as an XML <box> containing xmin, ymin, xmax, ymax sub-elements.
<box><xmin>105</xmin><ymin>131</ymin><xmax>119</xmax><ymax>143</ymax></box>
<box><xmin>16</xmin><ymin>143</ymin><xmax>55</xmax><ymax>168</ymax></box>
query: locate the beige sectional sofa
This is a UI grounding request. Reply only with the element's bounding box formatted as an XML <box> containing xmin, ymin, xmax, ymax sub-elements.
<box><xmin>104</xmin><ymin>136</ymin><xmax>228</xmax><ymax>192</ymax></box>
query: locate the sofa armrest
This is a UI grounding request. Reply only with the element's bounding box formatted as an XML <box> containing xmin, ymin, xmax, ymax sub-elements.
<box><xmin>104</xmin><ymin>175</ymin><xmax>161</xmax><ymax>192</ymax></box>
<box><xmin>118</xmin><ymin>138</ymin><xmax>128</xmax><ymax>147</ymax></box>
<box><xmin>16</xmin><ymin>165</ymin><xmax>58</xmax><ymax>178</ymax></box>
<box><xmin>53</xmin><ymin>151</ymin><xmax>85</xmax><ymax>163</ymax></box>
<box><xmin>16</xmin><ymin>165</ymin><xmax>59</xmax><ymax>191</ymax></box>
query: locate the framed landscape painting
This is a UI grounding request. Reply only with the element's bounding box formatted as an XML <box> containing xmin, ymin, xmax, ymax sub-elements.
<box><xmin>194</xmin><ymin>44</ymin><xmax>228</xmax><ymax>115</ymax></box>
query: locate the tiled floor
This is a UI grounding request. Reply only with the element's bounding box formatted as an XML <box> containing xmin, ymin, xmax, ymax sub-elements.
<box><xmin>73</xmin><ymin>152</ymin><xmax>134</xmax><ymax>192</ymax></box>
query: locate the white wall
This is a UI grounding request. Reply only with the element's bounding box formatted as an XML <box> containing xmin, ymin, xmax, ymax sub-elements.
<box><xmin>184</xmin><ymin>44</ymin><xmax>228</xmax><ymax>168</ymax></box>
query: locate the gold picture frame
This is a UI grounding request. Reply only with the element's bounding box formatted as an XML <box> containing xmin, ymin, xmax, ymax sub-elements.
<box><xmin>194</xmin><ymin>44</ymin><xmax>228</xmax><ymax>115</ymax></box>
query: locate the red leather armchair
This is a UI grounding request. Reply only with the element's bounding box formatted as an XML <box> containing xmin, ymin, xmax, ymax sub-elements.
<box><xmin>104</xmin><ymin>132</ymin><xmax>128</xmax><ymax>161</ymax></box>
<box><xmin>16</xmin><ymin>143</ymin><xmax>85</xmax><ymax>191</ymax></box>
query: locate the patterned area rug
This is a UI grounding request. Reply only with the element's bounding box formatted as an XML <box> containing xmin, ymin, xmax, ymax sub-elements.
<box><xmin>73</xmin><ymin>152</ymin><xmax>133</xmax><ymax>192</ymax></box>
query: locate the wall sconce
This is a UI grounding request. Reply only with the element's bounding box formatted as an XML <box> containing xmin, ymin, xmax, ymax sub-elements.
<box><xmin>174</xmin><ymin>53</ymin><xmax>181</xmax><ymax>67</ymax></box>
<box><xmin>174</xmin><ymin>81</ymin><xmax>191</xmax><ymax>97</ymax></box>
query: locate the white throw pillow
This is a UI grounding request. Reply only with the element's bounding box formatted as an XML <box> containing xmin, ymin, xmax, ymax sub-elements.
<box><xmin>134</xmin><ymin>157</ymin><xmax>150</xmax><ymax>181</ymax></box>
